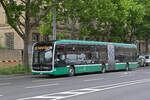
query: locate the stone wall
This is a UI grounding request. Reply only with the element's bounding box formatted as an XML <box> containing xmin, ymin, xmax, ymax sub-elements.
<box><xmin>0</xmin><ymin>49</ymin><xmax>22</xmax><ymax>67</ymax></box>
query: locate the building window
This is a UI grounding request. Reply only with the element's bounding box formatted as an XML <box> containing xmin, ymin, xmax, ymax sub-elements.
<box><xmin>5</xmin><ymin>33</ymin><xmax>14</xmax><ymax>49</ymax></box>
<box><xmin>32</xmin><ymin>33</ymin><xmax>39</xmax><ymax>43</ymax></box>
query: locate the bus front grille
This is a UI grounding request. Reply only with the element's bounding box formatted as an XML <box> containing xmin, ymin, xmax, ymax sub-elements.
<box><xmin>32</xmin><ymin>64</ymin><xmax>52</xmax><ymax>71</ymax></box>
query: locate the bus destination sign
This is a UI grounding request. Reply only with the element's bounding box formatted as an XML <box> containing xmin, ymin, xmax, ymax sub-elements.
<box><xmin>34</xmin><ymin>46</ymin><xmax>52</xmax><ymax>50</ymax></box>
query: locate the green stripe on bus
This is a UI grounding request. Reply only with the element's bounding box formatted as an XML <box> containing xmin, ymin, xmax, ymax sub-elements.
<box><xmin>75</xmin><ymin>65</ymin><xmax>103</xmax><ymax>73</ymax></box>
<box><xmin>129</xmin><ymin>63</ymin><xmax>138</xmax><ymax>68</ymax></box>
<box><xmin>56</xmin><ymin>40</ymin><xmax>107</xmax><ymax>45</ymax></box>
<box><xmin>56</xmin><ymin>40</ymin><xmax>136</xmax><ymax>47</ymax></box>
<box><xmin>115</xmin><ymin>64</ymin><xmax>126</xmax><ymax>70</ymax></box>
<box><xmin>32</xmin><ymin>67</ymin><xmax>69</xmax><ymax>75</ymax></box>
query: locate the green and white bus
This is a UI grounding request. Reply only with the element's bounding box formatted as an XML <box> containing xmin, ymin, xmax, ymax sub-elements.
<box><xmin>32</xmin><ymin>40</ymin><xmax>138</xmax><ymax>76</ymax></box>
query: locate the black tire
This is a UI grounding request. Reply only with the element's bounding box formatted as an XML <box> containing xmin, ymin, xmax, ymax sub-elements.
<box><xmin>68</xmin><ymin>66</ymin><xmax>75</xmax><ymax>77</ymax></box>
<box><xmin>101</xmin><ymin>65</ymin><xmax>106</xmax><ymax>73</ymax></box>
<box><xmin>126</xmin><ymin>63</ymin><xmax>129</xmax><ymax>71</ymax></box>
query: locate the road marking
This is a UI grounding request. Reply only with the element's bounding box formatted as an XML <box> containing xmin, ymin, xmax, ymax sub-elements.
<box><xmin>32</xmin><ymin>78</ymin><xmax>66</xmax><ymax>83</ymax></box>
<box><xmin>84</xmin><ymin>78</ymin><xmax>104</xmax><ymax>82</ymax></box>
<box><xmin>0</xmin><ymin>75</ymin><xmax>35</xmax><ymax>81</ymax></box>
<box><xmin>18</xmin><ymin>78</ymin><xmax>150</xmax><ymax>100</ymax></box>
<box><xmin>0</xmin><ymin>82</ymin><xmax>11</xmax><ymax>86</ymax></box>
<box><xmin>120</xmin><ymin>75</ymin><xmax>127</xmax><ymax>77</ymax></box>
<box><xmin>32</xmin><ymin>79</ymin><xmax>54</xmax><ymax>83</ymax></box>
<box><xmin>120</xmin><ymin>74</ymin><xmax>130</xmax><ymax>77</ymax></box>
<box><xmin>0</xmin><ymin>95</ymin><xmax>3</xmax><ymax>96</ymax></box>
<box><xmin>123</xmin><ymin>72</ymin><xmax>129</xmax><ymax>75</ymax></box>
<box><xmin>76</xmin><ymin>74</ymin><xmax>99</xmax><ymax>78</ymax></box>
<box><xmin>25</xmin><ymin>83</ymin><xmax>59</xmax><ymax>89</ymax></box>
<box><xmin>120</xmin><ymin>72</ymin><xmax>136</xmax><ymax>77</ymax></box>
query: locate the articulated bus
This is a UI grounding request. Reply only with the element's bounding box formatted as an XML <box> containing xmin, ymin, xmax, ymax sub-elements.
<box><xmin>32</xmin><ymin>40</ymin><xmax>138</xmax><ymax>76</ymax></box>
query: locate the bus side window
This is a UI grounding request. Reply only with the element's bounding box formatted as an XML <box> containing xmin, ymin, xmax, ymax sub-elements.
<box><xmin>98</xmin><ymin>45</ymin><xmax>108</xmax><ymax>63</ymax></box>
<box><xmin>76</xmin><ymin>45</ymin><xmax>86</xmax><ymax>65</ymax></box>
<box><xmin>84</xmin><ymin>45</ymin><xmax>92</xmax><ymax>64</ymax></box>
<box><xmin>65</xmin><ymin>45</ymin><xmax>78</xmax><ymax>64</ymax></box>
<box><xmin>88</xmin><ymin>46</ymin><xmax>99</xmax><ymax>64</ymax></box>
<box><xmin>115</xmin><ymin>46</ymin><xmax>123</xmax><ymax>63</ymax></box>
<box><xmin>115</xmin><ymin>46</ymin><xmax>136</xmax><ymax>63</ymax></box>
<box><xmin>55</xmin><ymin>45</ymin><xmax>66</xmax><ymax>64</ymax></box>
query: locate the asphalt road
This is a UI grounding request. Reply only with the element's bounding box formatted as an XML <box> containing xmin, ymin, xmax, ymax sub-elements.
<box><xmin>0</xmin><ymin>67</ymin><xmax>150</xmax><ymax>100</ymax></box>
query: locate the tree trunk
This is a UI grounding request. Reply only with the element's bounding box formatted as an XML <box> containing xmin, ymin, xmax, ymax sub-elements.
<box><xmin>70</xmin><ymin>19</ymin><xmax>76</xmax><ymax>39</ymax></box>
<box><xmin>23</xmin><ymin>39</ymin><xmax>29</xmax><ymax>67</ymax></box>
<box><xmin>23</xmin><ymin>0</ymin><xmax>31</xmax><ymax>67</ymax></box>
<box><xmin>145</xmin><ymin>38</ymin><xmax>149</xmax><ymax>54</ymax></box>
<box><xmin>70</xmin><ymin>9</ymin><xmax>77</xmax><ymax>40</ymax></box>
<box><xmin>139</xmin><ymin>41</ymin><xmax>141</xmax><ymax>55</ymax></box>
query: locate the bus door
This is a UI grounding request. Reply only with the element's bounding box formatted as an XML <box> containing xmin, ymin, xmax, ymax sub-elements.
<box><xmin>107</xmin><ymin>44</ymin><xmax>115</xmax><ymax>70</ymax></box>
<box><xmin>54</xmin><ymin>45</ymin><xmax>66</xmax><ymax>67</ymax></box>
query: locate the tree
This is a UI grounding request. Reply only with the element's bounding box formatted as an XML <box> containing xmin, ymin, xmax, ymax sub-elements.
<box><xmin>57</xmin><ymin>0</ymin><xmax>83</xmax><ymax>39</ymax></box>
<box><xmin>135</xmin><ymin>0</ymin><xmax>150</xmax><ymax>54</ymax></box>
<box><xmin>110</xmin><ymin>0</ymin><xmax>145</xmax><ymax>43</ymax></box>
<box><xmin>77</xmin><ymin>0</ymin><xmax>145</xmax><ymax>42</ymax></box>
<box><xmin>56</xmin><ymin>0</ymin><xmax>146</xmax><ymax>43</ymax></box>
<box><xmin>40</xmin><ymin>12</ymin><xmax>53</xmax><ymax>41</ymax></box>
<box><xmin>0</xmin><ymin>0</ymin><xmax>56</xmax><ymax>67</ymax></box>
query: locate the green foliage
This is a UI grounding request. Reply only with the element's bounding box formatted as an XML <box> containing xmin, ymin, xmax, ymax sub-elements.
<box><xmin>40</xmin><ymin>0</ymin><xmax>146</xmax><ymax>41</ymax></box>
<box><xmin>4</xmin><ymin>1</ymin><xmax>24</xmax><ymax>26</ymax></box>
<box><xmin>52</xmin><ymin>0</ymin><xmax>146</xmax><ymax>42</ymax></box>
<box><xmin>2</xmin><ymin>0</ymin><xmax>150</xmax><ymax>45</ymax></box>
<box><xmin>57</xmin><ymin>33</ymin><xmax>67</xmax><ymax>40</ymax></box>
<box><xmin>0</xmin><ymin>64</ymin><xmax>31</xmax><ymax>75</ymax></box>
<box><xmin>40</xmin><ymin>23</ymin><xmax>52</xmax><ymax>36</ymax></box>
<box><xmin>1</xmin><ymin>0</ymin><xmax>58</xmax><ymax>66</ymax></box>
<box><xmin>0</xmin><ymin>45</ymin><xmax>7</xmax><ymax>49</ymax></box>
<box><xmin>80</xmin><ymin>0</ymin><xmax>145</xmax><ymax>42</ymax></box>
<box><xmin>40</xmin><ymin>11</ymin><xmax>53</xmax><ymax>36</ymax></box>
<box><xmin>1</xmin><ymin>0</ymin><xmax>55</xmax><ymax>37</ymax></box>
<box><xmin>134</xmin><ymin>0</ymin><xmax>150</xmax><ymax>40</ymax></box>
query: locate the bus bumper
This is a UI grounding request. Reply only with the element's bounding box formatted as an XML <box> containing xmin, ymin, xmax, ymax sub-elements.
<box><xmin>32</xmin><ymin>67</ymin><xmax>69</xmax><ymax>75</ymax></box>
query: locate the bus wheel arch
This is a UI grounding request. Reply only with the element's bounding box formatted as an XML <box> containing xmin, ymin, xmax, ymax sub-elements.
<box><xmin>68</xmin><ymin>65</ymin><xmax>75</xmax><ymax>77</ymax></box>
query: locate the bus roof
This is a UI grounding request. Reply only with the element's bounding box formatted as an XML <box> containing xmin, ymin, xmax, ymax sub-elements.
<box><xmin>55</xmin><ymin>40</ymin><xmax>137</xmax><ymax>48</ymax></box>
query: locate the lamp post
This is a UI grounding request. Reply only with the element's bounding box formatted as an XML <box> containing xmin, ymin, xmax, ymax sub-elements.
<box><xmin>53</xmin><ymin>0</ymin><xmax>56</xmax><ymax>40</ymax></box>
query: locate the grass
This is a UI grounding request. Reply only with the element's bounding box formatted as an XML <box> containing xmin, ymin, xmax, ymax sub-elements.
<box><xmin>0</xmin><ymin>45</ymin><xmax>7</xmax><ymax>49</ymax></box>
<box><xmin>0</xmin><ymin>64</ymin><xmax>31</xmax><ymax>75</ymax></box>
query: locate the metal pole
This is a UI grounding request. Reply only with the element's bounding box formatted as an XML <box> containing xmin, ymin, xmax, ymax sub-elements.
<box><xmin>53</xmin><ymin>0</ymin><xmax>56</xmax><ymax>40</ymax></box>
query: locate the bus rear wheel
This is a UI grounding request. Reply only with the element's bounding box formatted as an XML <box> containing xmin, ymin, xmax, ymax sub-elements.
<box><xmin>69</xmin><ymin>66</ymin><xmax>75</xmax><ymax>77</ymax></box>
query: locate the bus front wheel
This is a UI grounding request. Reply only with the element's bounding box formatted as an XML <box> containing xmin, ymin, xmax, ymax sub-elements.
<box><xmin>69</xmin><ymin>66</ymin><xmax>75</xmax><ymax>77</ymax></box>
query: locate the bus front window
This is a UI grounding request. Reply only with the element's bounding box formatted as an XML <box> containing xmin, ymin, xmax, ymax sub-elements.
<box><xmin>33</xmin><ymin>50</ymin><xmax>53</xmax><ymax>64</ymax></box>
<box><xmin>32</xmin><ymin>43</ymin><xmax>54</xmax><ymax>71</ymax></box>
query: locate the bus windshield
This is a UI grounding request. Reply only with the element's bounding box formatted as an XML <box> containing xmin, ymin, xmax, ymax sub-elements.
<box><xmin>33</xmin><ymin>44</ymin><xmax>53</xmax><ymax>65</ymax></box>
<box><xmin>33</xmin><ymin>50</ymin><xmax>53</xmax><ymax>64</ymax></box>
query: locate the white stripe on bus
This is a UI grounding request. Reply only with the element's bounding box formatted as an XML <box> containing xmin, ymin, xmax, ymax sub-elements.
<box><xmin>75</xmin><ymin>64</ymin><xmax>102</xmax><ymax>67</ymax></box>
<box><xmin>129</xmin><ymin>62</ymin><xmax>138</xmax><ymax>64</ymax></box>
<box><xmin>115</xmin><ymin>63</ymin><xmax>126</xmax><ymax>64</ymax></box>
<box><xmin>116</xmin><ymin>62</ymin><xmax>138</xmax><ymax>65</ymax></box>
